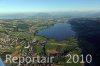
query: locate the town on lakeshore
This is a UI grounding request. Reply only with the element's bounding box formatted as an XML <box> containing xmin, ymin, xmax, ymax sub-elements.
<box><xmin>0</xmin><ymin>16</ymin><xmax>82</xmax><ymax>66</ymax></box>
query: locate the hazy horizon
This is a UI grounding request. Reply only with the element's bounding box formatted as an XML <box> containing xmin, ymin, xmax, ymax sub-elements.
<box><xmin>0</xmin><ymin>0</ymin><xmax>100</xmax><ymax>14</ymax></box>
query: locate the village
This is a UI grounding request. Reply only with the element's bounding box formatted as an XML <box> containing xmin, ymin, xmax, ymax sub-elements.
<box><xmin>0</xmin><ymin>18</ymin><xmax>81</xmax><ymax>66</ymax></box>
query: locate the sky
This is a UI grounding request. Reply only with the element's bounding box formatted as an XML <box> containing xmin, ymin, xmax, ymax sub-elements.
<box><xmin>0</xmin><ymin>0</ymin><xmax>100</xmax><ymax>14</ymax></box>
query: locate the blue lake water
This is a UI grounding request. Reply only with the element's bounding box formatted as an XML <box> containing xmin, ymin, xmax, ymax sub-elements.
<box><xmin>0</xmin><ymin>58</ymin><xmax>5</xmax><ymax>66</ymax></box>
<box><xmin>36</xmin><ymin>23</ymin><xmax>75</xmax><ymax>41</ymax></box>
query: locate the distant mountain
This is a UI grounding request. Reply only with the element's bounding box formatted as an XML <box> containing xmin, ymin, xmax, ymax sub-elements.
<box><xmin>0</xmin><ymin>13</ymin><xmax>51</xmax><ymax>19</ymax></box>
<box><xmin>0</xmin><ymin>13</ymin><xmax>35</xmax><ymax>19</ymax></box>
<box><xmin>90</xmin><ymin>12</ymin><xmax>100</xmax><ymax>17</ymax></box>
<box><xmin>0</xmin><ymin>11</ymin><xmax>100</xmax><ymax>19</ymax></box>
<box><xmin>50</xmin><ymin>12</ymin><xmax>100</xmax><ymax>17</ymax></box>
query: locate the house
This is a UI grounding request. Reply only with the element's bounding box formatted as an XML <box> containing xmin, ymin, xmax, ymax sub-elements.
<box><xmin>32</xmin><ymin>38</ymin><xmax>37</xmax><ymax>43</ymax></box>
<box><xmin>38</xmin><ymin>40</ymin><xmax>47</xmax><ymax>45</ymax></box>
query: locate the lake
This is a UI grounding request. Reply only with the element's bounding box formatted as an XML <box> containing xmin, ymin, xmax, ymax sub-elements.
<box><xmin>0</xmin><ymin>58</ymin><xmax>5</xmax><ymax>66</ymax></box>
<box><xmin>36</xmin><ymin>23</ymin><xmax>75</xmax><ymax>41</ymax></box>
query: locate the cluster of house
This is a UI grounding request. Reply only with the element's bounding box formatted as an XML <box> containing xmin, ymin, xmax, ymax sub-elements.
<box><xmin>23</xmin><ymin>38</ymin><xmax>47</xmax><ymax>56</ymax></box>
<box><xmin>0</xmin><ymin>35</ymin><xmax>14</xmax><ymax>49</ymax></box>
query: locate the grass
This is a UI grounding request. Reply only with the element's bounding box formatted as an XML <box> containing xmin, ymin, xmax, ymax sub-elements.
<box><xmin>33</xmin><ymin>45</ymin><xmax>43</xmax><ymax>55</ymax></box>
